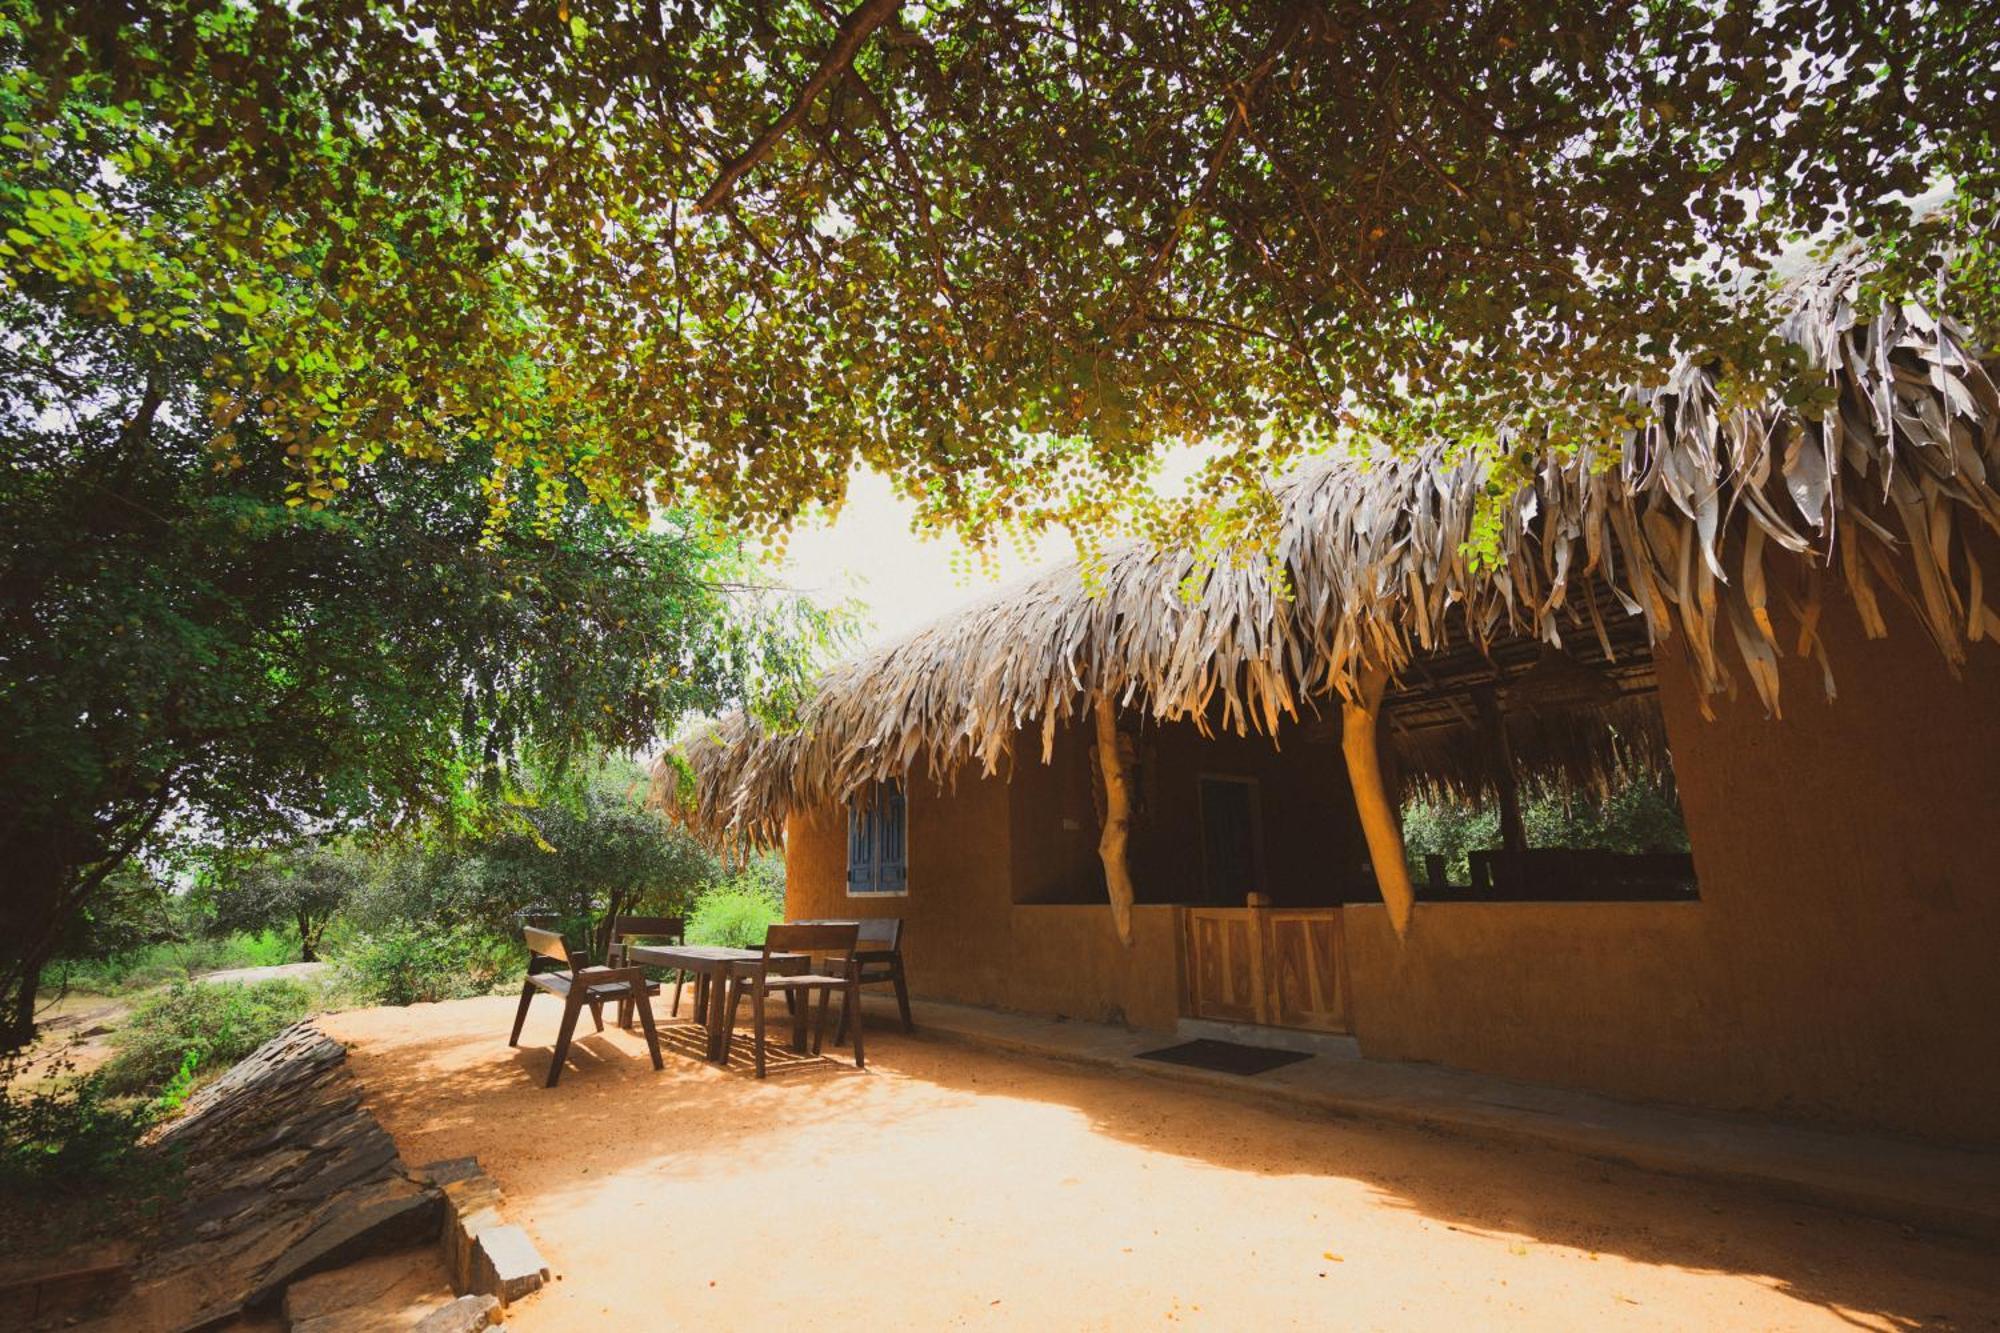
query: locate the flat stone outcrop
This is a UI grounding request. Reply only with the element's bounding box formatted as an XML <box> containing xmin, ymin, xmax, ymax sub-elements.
<box><xmin>113</xmin><ymin>1022</ymin><xmax>444</xmax><ymax>1331</ymax></box>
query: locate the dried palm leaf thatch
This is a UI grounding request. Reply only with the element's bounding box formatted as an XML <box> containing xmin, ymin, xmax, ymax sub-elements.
<box><xmin>658</xmin><ymin>261</ymin><xmax>1999</xmax><ymax>845</ymax></box>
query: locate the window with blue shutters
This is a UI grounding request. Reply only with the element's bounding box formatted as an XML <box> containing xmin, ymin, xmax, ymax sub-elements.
<box><xmin>846</xmin><ymin>781</ymin><xmax>908</xmax><ymax>896</ymax></box>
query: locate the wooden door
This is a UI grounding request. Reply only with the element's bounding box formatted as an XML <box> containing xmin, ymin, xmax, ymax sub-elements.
<box><xmin>1259</xmin><ymin>910</ymin><xmax>1348</xmax><ymax>1032</ymax></box>
<box><xmin>1183</xmin><ymin>908</ymin><xmax>1261</xmax><ymax>1024</ymax></box>
<box><xmin>1181</xmin><ymin>907</ymin><xmax>1348</xmax><ymax>1034</ymax></box>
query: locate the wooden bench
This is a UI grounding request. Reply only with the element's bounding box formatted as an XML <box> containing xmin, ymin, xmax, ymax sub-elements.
<box><xmin>507</xmin><ymin>926</ymin><xmax>664</xmax><ymax>1088</ymax></box>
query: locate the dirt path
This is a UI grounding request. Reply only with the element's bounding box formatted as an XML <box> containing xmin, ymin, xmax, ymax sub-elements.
<box><xmin>323</xmin><ymin>996</ymin><xmax>2000</xmax><ymax>1331</ymax></box>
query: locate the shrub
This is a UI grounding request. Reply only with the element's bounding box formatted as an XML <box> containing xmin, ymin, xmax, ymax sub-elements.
<box><xmin>686</xmin><ymin>880</ymin><xmax>784</xmax><ymax>948</ymax></box>
<box><xmin>100</xmin><ymin>978</ymin><xmax>317</xmax><ymax>1096</ymax></box>
<box><xmin>42</xmin><ymin>929</ymin><xmax>302</xmax><ymax>997</ymax></box>
<box><xmin>0</xmin><ymin>1052</ymin><xmax>158</xmax><ymax>1189</ymax></box>
<box><xmin>335</xmin><ymin>924</ymin><xmax>514</xmax><ymax>1007</ymax></box>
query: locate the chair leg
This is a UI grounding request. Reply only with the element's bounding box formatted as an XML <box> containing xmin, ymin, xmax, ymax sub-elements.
<box><xmin>589</xmin><ymin>1000</ymin><xmax>604</xmax><ymax>1033</ymax></box>
<box><xmin>892</xmin><ymin>959</ymin><xmax>914</xmax><ymax>1033</ymax></box>
<box><xmin>671</xmin><ymin>972</ymin><xmax>686</xmax><ymax>1018</ymax></box>
<box><xmin>813</xmin><ymin>986</ymin><xmax>832</xmax><ymax>1055</ymax></box>
<box><xmin>845</xmin><ymin>978</ymin><xmax>865</xmax><ymax>1069</ymax></box>
<box><xmin>509</xmin><ymin>980</ymin><xmax>536</xmax><ymax>1047</ymax></box>
<box><xmin>790</xmin><ymin>989</ymin><xmax>810</xmax><ymax>1054</ymax></box>
<box><xmin>720</xmin><ymin>978</ymin><xmax>743</xmax><ymax>1065</ymax></box>
<box><xmin>546</xmin><ymin>994</ymin><xmax>582</xmax><ymax>1088</ymax></box>
<box><xmin>634</xmin><ymin>989</ymin><xmax>664</xmax><ymax>1071</ymax></box>
<box><xmin>750</xmin><ymin>981</ymin><xmax>768</xmax><ymax>1079</ymax></box>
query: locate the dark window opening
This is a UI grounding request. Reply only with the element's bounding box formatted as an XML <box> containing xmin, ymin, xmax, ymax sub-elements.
<box><xmin>1384</xmin><ymin>631</ymin><xmax>1699</xmax><ymax>904</ymax></box>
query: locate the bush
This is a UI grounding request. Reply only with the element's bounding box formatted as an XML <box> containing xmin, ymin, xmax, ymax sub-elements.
<box><xmin>686</xmin><ymin>880</ymin><xmax>784</xmax><ymax>948</ymax></box>
<box><xmin>42</xmin><ymin>929</ymin><xmax>302</xmax><ymax>997</ymax></box>
<box><xmin>100</xmin><ymin>978</ymin><xmax>317</xmax><ymax>1096</ymax></box>
<box><xmin>1</xmin><ymin>1052</ymin><xmax>158</xmax><ymax>1189</ymax></box>
<box><xmin>335</xmin><ymin>924</ymin><xmax>515</xmax><ymax>1007</ymax></box>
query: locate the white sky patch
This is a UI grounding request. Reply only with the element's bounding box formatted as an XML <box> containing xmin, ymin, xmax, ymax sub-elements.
<box><xmin>770</xmin><ymin>444</ymin><xmax>1218</xmax><ymax>649</ymax></box>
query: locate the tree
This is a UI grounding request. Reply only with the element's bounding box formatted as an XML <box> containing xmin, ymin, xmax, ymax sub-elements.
<box><xmin>4</xmin><ymin>2</ymin><xmax>1995</xmax><ymax>550</ymax></box>
<box><xmin>340</xmin><ymin>761</ymin><xmax>723</xmax><ymax>958</ymax></box>
<box><xmin>206</xmin><ymin>846</ymin><xmax>370</xmax><ymax>964</ymax></box>
<box><xmin>0</xmin><ymin>269</ymin><xmax>833</xmax><ymax>1050</ymax></box>
<box><xmin>477</xmin><ymin>764</ymin><xmax>722</xmax><ymax>959</ymax></box>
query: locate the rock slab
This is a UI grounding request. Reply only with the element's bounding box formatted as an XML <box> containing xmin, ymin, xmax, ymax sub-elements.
<box><xmin>413</xmin><ymin>1293</ymin><xmax>504</xmax><ymax>1333</ymax></box>
<box><xmin>113</xmin><ymin>1022</ymin><xmax>443</xmax><ymax>1331</ymax></box>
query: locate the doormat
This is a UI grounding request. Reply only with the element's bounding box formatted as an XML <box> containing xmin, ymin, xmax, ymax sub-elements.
<box><xmin>1134</xmin><ymin>1039</ymin><xmax>1311</xmax><ymax>1077</ymax></box>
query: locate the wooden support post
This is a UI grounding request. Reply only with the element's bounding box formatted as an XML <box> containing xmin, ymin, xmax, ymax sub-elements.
<box><xmin>1471</xmin><ymin>685</ymin><xmax>1528</xmax><ymax>854</ymax></box>
<box><xmin>1341</xmin><ymin>665</ymin><xmax>1416</xmax><ymax>938</ymax></box>
<box><xmin>1093</xmin><ymin>694</ymin><xmax>1137</xmax><ymax>947</ymax></box>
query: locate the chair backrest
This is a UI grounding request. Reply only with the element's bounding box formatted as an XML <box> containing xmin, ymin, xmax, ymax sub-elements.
<box><xmin>856</xmin><ymin>917</ymin><xmax>902</xmax><ymax>950</ymax></box>
<box><xmin>762</xmin><ymin>922</ymin><xmax>860</xmax><ymax>966</ymax></box>
<box><xmin>792</xmin><ymin>917</ymin><xmax>900</xmax><ymax>950</ymax></box>
<box><xmin>524</xmin><ymin>926</ymin><xmax>572</xmax><ymax>966</ymax></box>
<box><xmin>608</xmin><ymin>915</ymin><xmax>684</xmax><ymax>948</ymax></box>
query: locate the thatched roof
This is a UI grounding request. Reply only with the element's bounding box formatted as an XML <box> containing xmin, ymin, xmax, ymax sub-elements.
<box><xmin>659</xmin><ymin>256</ymin><xmax>2000</xmax><ymax>844</ymax></box>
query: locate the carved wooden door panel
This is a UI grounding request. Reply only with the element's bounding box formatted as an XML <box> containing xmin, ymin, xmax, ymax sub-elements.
<box><xmin>1183</xmin><ymin>908</ymin><xmax>1260</xmax><ymax>1024</ymax></box>
<box><xmin>1181</xmin><ymin>907</ymin><xmax>1349</xmax><ymax>1033</ymax></box>
<box><xmin>1259</xmin><ymin>910</ymin><xmax>1348</xmax><ymax>1033</ymax></box>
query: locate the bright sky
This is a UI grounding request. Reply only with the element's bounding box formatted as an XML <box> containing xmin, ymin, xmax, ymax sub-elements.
<box><xmin>769</xmin><ymin>445</ymin><xmax>1223</xmax><ymax>652</ymax></box>
<box><xmin>767</xmin><ymin>470</ymin><xmax>1067</xmax><ymax>651</ymax></box>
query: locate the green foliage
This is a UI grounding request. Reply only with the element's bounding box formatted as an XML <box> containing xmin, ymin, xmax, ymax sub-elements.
<box><xmin>333</xmin><ymin>925</ymin><xmax>515</xmax><ymax>1009</ymax></box>
<box><xmin>344</xmin><ymin>761</ymin><xmax>721</xmax><ymax>956</ymax></box>
<box><xmin>686</xmin><ymin>873</ymin><xmax>786</xmax><ymax>949</ymax></box>
<box><xmin>44</xmin><ymin>930</ymin><xmax>298</xmax><ymax>998</ymax></box>
<box><xmin>1402</xmin><ymin>785</ymin><xmax>1691</xmax><ymax>884</ymax></box>
<box><xmin>3</xmin><ymin>1</ymin><xmax>1992</xmax><ymax>560</ymax></box>
<box><xmin>204</xmin><ymin>845</ymin><xmax>371</xmax><ymax>963</ymax></box>
<box><xmin>0</xmin><ymin>1051</ymin><xmax>158</xmax><ymax>1189</ymax></box>
<box><xmin>100</xmin><ymin>978</ymin><xmax>317</xmax><ymax>1097</ymax></box>
<box><xmin>0</xmin><ymin>129</ymin><xmax>834</xmax><ymax>1041</ymax></box>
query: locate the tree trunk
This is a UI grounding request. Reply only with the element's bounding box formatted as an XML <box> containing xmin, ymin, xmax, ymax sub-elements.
<box><xmin>0</xmin><ymin>837</ymin><xmax>76</xmax><ymax>1053</ymax></box>
<box><xmin>1472</xmin><ymin>685</ymin><xmax>1527</xmax><ymax>854</ymax></box>
<box><xmin>1092</xmin><ymin>695</ymin><xmax>1137</xmax><ymax>947</ymax></box>
<box><xmin>1341</xmin><ymin>665</ymin><xmax>1416</xmax><ymax>938</ymax></box>
<box><xmin>1</xmin><ymin>794</ymin><xmax>173</xmax><ymax>1055</ymax></box>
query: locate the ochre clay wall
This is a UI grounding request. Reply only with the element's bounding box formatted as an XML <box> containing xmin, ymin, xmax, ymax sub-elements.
<box><xmin>1345</xmin><ymin>588</ymin><xmax>2000</xmax><ymax>1144</ymax></box>
<box><xmin>785</xmin><ymin>764</ymin><xmax>1182</xmax><ymax>1030</ymax></box>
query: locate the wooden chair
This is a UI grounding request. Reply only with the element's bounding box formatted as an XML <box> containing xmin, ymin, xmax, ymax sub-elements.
<box><xmin>507</xmin><ymin>926</ymin><xmax>664</xmax><ymax>1088</ymax></box>
<box><xmin>606</xmin><ymin>914</ymin><xmax>688</xmax><ymax>1022</ymax></box>
<box><xmin>798</xmin><ymin>917</ymin><xmax>913</xmax><ymax>1042</ymax></box>
<box><xmin>721</xmin><ymin>923</ymin><xmax>864</xmax><ymax>1078</ymax></box>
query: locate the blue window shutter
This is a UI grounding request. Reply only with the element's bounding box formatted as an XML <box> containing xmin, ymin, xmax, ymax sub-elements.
<box><xmin>846</xmin><ymin>799</ymin><xmax>876</xmax><ymax>894</ymax></box>
<box><xmin>877</xmin><ymin>784</ymin><xmax>907</xmax><ymax>892</ymax></box>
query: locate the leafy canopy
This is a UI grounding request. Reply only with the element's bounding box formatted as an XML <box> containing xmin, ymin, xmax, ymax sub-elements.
<box><xmin>4</xmin><ymin>1</ymin><xmax>1995</xmax><ymax>552</ymax></box>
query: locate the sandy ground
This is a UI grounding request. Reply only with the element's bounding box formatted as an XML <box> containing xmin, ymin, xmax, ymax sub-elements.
<box><xmin>322</xmin><ymin>996</ymin><xmax>2000</xmax><ymax>1331</ymax></box>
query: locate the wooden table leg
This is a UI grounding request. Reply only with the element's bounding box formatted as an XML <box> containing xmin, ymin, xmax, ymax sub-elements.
<box><xmin>707</xmin><ymin>967</ymin><xmax>731</xmax><ymax>1063</ymax></box>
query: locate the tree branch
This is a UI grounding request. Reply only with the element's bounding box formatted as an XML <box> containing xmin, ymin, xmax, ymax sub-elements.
<box><xmin>693</xmin><ymin>0</ymin><xmax>902</xmax><ymax>214</ymax></box>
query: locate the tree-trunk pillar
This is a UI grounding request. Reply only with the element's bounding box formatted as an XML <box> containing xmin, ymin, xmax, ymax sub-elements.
<box><xmin>1341</xmin><ymin>664</ymin><xmax>1416</xmax><ymax>938</ymax></box>
<box><xmin>1093</xmin><ymin>694</ymin><xmax>1137</xmax><ymax>947</ymax></box>
<box><xmin>1472</xmin><ymin>685</ymin><xmax>1527</xmax><ymax>853</ymax></box>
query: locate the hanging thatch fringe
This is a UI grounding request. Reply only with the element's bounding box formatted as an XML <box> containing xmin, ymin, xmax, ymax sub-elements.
<box><xmin>655</xmin><ymin>257</ymin><xmax>2000</xmax><ymax>845</ymax></box>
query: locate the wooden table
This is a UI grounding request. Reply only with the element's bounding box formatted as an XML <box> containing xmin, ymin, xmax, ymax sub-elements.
<box><xmin>625</xmin><ymin>944</ymin><xmax>804</xmax><ymax>1063</ymax></box>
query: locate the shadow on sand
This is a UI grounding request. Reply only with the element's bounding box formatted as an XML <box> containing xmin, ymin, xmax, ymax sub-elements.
<box><xmin>335</xmin><ymin>996</ymin><xmax>1999</xmax><ymax>1330</ymax></box>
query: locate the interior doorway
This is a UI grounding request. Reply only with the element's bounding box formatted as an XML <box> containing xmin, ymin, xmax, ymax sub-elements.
<box><xmin>1198</xmin><ymin>774</ymin><xmax>1263</xmax><ymax>905</ymax></box>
